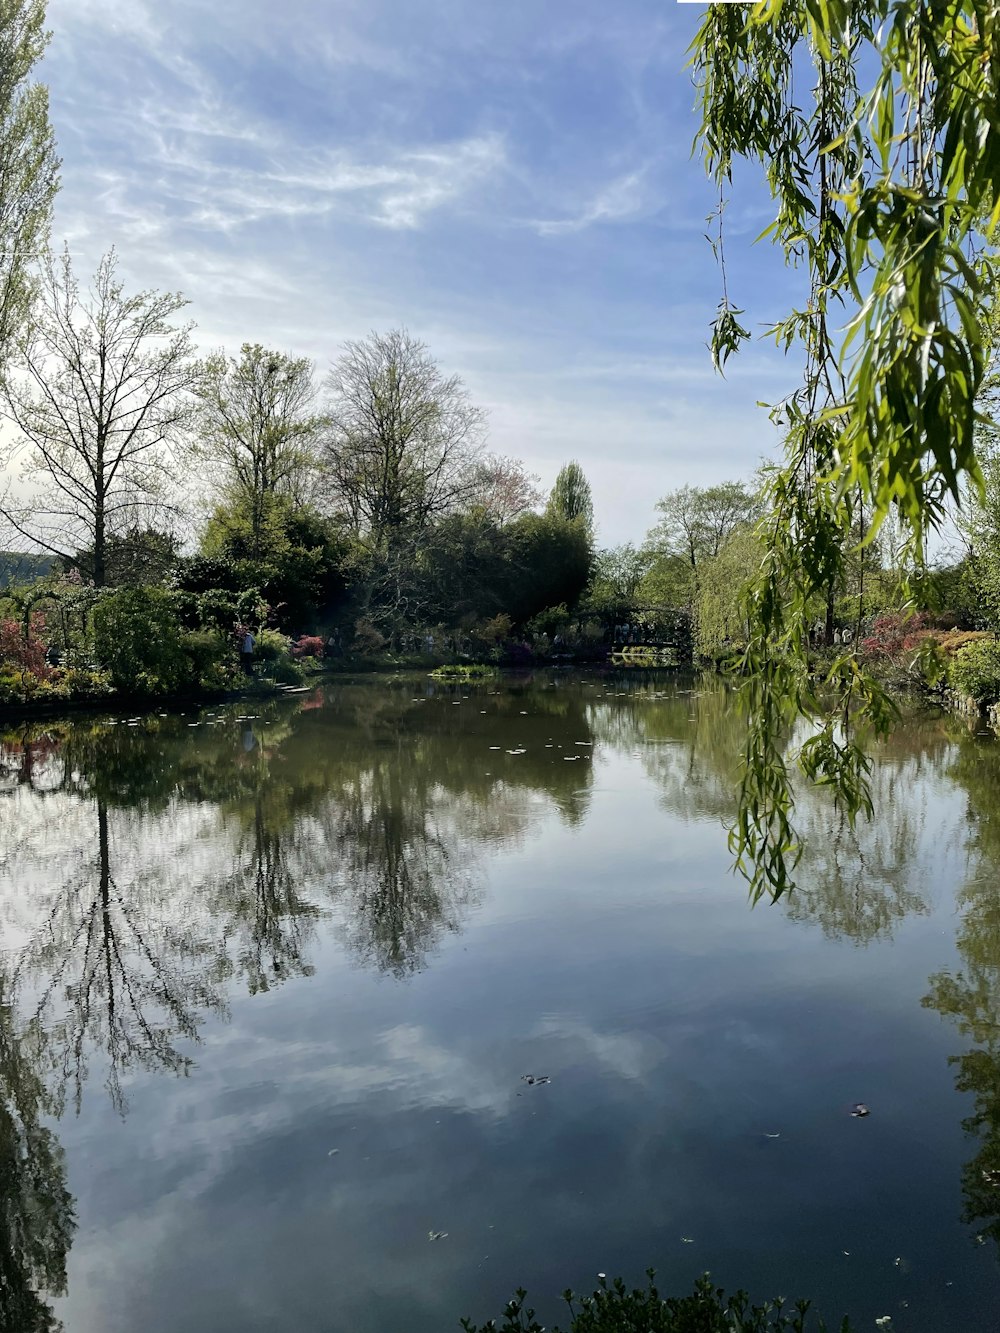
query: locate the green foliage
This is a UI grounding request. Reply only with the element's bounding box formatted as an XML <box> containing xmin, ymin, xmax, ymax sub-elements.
<box><xmin>461</xmin><ymin>1272</ymin><xmax>846</xmax><ymax>1333</ymax></box>
<box><xmin>180</xmin><ymin>628</ymin><xmax>234</xmax><ymax>690</ymax></box>
<box><xmin>253</xmin><ymin>628</ymin><xmax>292</xmax><ymax>664</ymax></box>
<box><xmin>71</xmin><ymin>527</ymin><xmax>180</xmax><ymax>588</ymax></box>
<box><xmin>504</xmin><ymin>512</ymin><xmax>594</xmax><ymax>624</ymax></box>
<box><xmin>91</xmin><ymin>586</ymin><xmax>189</xmax><ymax>696</ymax></box>
<box><xmin>695</xmin><ymin>528</ymin><xmax>763</xmax><ymax>656</ymax></box>
<box><xmin>428</xmin><ymin>664</ymin><xmax>497</xmax><ymax>680</ymax></box>
<box><xmin>584</xmin><ymin>544</ymin><xmax>651</xmax><ymax>617</ymax></box>
<box><xmin>0</xmin><ymin>0</ymin><xmax>59</xmax><ymax>377</ymax></box>
<box><xmin>194</xmin><ymin>342</ymin><xmax>322</xmax><ymax>558</ymax></box>
<box><xmin>691</xmin><ymin>0</ymin><xmax>1000</xmax><ymax>899</ymax></box>
<box><xmin>193</xmin><ymin>497</ymin><xmax>347</xmax><ymax>629</ymax></box>
<box><xmin>948</xmin><ymin>640</ymin><xmax>1000</xmax><ymax>705</ymax></box>
<box><xmin>546</xmin><ymin>461</ymin><xmax>594</xmax><ymax>535</ymax></box>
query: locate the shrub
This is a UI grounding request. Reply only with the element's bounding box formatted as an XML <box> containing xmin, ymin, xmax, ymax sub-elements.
<box><xmin>292</xmin><ymin>634</ymin><xmax>325</xmax><ymax>658</ymax></box>
<box><xmin>92</xmin><ymin>586</ymin><xmax>189</xmax><ymax>695</ymax></box>
<box><xmin>947</xmin><ymin>639</ymin><xmax>1000</xmax><ymax>704</ymax></box>
<box><xmin>0</xmin><ymin>613</ymin><xmax>51</xmax><ymax>679</ymax></box>
<box><xmin>461</xmin><ymin>1272</ymin><xmax>846</xmax><ymax>1333</ymax></box>
<box><xmin>353</xmin><ymin>618</ymin><xmax>387</xmax><ymax>653</ymax></box>
<box><xmin>252</xmin><ymin>627</ymin><xmax>291</xmax><ymax>663</ymax></box>
<box><xmin>181</xmin><ymin>629</ymin><xmax>234</xmax><ymax>690</ymax></box>
<box><xmin>269</xmin><ymin>656</ymin><xmax>303</xmax><ymax>684</ymax></box>
<box><xmin>860</xmin><ymin>611</ymin><xmax>930</xmax><ymax>658</ymax></box>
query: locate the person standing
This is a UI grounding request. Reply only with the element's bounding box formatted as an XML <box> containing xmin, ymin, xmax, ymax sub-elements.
<box><xmin>241</xmin><ymin>629</ymin><xmax>256</xmax><ymax>675</ymax></box>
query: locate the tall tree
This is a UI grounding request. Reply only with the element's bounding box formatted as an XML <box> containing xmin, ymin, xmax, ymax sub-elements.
<box><xmin>195</xmin><ymin>343</ymin><xmax>322</xmax><ymax>558</ymax></box>
<box><xmin>0</xmin><ymin>0</ymin><xmax>59</xmax><ymax>374</ymax></box>
<box><xmin>545</xmin><ymin>460</ymin><xmax>594</xmax><ymax>535</ymax></box>
<box><xmin>322</xmin><ymin>329</ymin><xmax>486</xmax><ymax>546</ymax></box>
<box><xmin>468</xmin><ymin>453</ymin><xmax>542</xmax><ymax>525</ymax></box>
<box><xmin>646</xmin><ymin>481</ymin><xmax>760</xmax><ymax>573</ymax></box>
<box><xmin>692</xmin><ymin>1</ymin><xmax>1000</xmax><ymax>899</ymax></box>
<box><xmin>0</xmin><ymin>249</ymin><xmax>197</xmax><ymax>587</ymax></box>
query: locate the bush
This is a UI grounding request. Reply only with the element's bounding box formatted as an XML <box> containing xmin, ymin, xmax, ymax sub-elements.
<box><xmin>181</xmin><ymin>629</ymin><xmax>234</xmax><ymax>690</ymax></box>
<box><xmin>947</xmin><ymin>639</ymin><xmax>1000</xmax><ymax>704</ymax></box>
<box><xmin>269</xmin><ymin>656</ymin><xmax>303</xmax><ymax>684</ymax></box>
<box><xmin>461</xmin><ymin>1272</ymin><xmax>846</xmax><ymax>1333</ymax></box>
<box><xmin>0</xmin><ymin>613</ymin><xmax>51</xmax><ymax>679</ymax></box>
<box><xmin>253</xmin><ymin>627</ymin><xmax>292</xmax><ymax>664</ymax></box>
<box><xmin>292</xmin><ymin>634</ymin><xmax>325</xmax><ymax>658</ymax></box>
<box><xmin>353</xmin><ymin>618</ymin><xmax>387</xmax><ymax>654</ymax></box>
<box><xmin>92</xmin><ymin>586</ymin><xmax>189</xmax><ymax>695</ymax></box>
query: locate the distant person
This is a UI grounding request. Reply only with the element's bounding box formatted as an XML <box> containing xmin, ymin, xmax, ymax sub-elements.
<box><xmin>241</xmin><ymin>629</ymin><xmax>256</xmax><ymax>675</ymax></box>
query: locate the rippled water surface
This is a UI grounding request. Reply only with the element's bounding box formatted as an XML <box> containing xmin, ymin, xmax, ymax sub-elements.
<box><xmin>2</xmin><ymin>672</ymin><xmax>1000</xmax><ymax>1332</ymax></box>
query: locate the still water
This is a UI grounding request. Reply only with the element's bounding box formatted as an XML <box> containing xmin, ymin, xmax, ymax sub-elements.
<box><xmin>1</xmin><ymin>672</ymin><xmax>999</xmax><ymax>1332</ymax></box>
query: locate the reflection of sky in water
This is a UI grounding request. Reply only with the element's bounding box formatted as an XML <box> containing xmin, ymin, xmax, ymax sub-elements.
<box><xmin>1</xmin><ymin>677</ymin><xmax>999</xmax><ymax>1332</ymax></box>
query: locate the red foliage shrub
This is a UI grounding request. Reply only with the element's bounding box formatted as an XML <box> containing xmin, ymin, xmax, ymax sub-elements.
<box><xmin>291</xmin><ymin>635</ymin><xmax>325</xmax><ymax>658</ymax></box>
<box><xmin>0</xmin><ymin>614</ymin><xmax>52</xmax><ymax>679</ymax></box>
<box><xmin>861</xmin><ymin>612</ymin><xmax>929</xmax><ymax>658</ymax></box>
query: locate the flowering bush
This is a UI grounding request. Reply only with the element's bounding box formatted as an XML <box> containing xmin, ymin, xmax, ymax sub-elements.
<box><xmin>0</xmin><ymin>614</ymin><xmax>51</xmax><ymax>679</ymax></box>
<box><xmin>291</xmin><ymin>635</ymin><xmax>325</xmax><ymax>658</ymax></box>
<box><xmin>860</xmin><ymin>612</ymin><xmax>930</xmax><ymax>658</ymax></box>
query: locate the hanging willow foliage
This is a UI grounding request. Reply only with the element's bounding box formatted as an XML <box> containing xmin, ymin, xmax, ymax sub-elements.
<box><xmin>690</xmin><ymin>0</ymin><xmax>1000</xmax><ymax>902</ymax></box>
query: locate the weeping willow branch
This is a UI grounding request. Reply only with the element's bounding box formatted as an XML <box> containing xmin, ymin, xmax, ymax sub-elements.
<box><xmin>691</xmin><ymin>0</ymin><xmax>998</xmax><ymax>901</ymax></box>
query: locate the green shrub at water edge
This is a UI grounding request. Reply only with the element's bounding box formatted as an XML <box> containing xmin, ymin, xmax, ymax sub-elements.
<box><xmin>429</xmin><ymin>664</ymin><xmax>498</xmax><ymax>680</ymax></box>
<box><xmin>91</xmin><ymin>587</ymin><xmax>189</xmax><ymax>695</ymax></box>
<box><xmin>461</xmin><ymin>1272</ymin><xmax>850</xmax><ymax>1333</ymax></box>
<box><xmin>947</xmin><ymin>639</ymin><xmax>1000</xmax><ymax>705</ymax></box>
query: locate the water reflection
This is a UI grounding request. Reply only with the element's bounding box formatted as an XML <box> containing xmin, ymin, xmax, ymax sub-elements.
<box><xmin>2</xmin><ymin>676</ymin><xmax>1000</xmax><ymax>1331</ymax></box>
<box><xmin>0</xmin><ymin>983</ymin><xmax>75</xmax><ymax>1333</ymax></box>
<box><xmin>924</xmin><ymin>733</ymin><xmax>1000</xmax><ymax>1250</ymax></box>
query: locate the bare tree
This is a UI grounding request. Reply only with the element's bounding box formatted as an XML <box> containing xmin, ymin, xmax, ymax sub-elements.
<box><xmin>0</xmin><ymin>0</ymin><xmax>59</xmax><ymax>373</ymax></box>
<box><xmin>322</xmin><ymin>328</ymin><xmax>487</xmax><ymax>546</ymax></box>
<box><xmin>469</xmin><ymin>453</ymin><xmax>542</xmax><ymax>525</ymax></box>
<box><xmin>194</xmin><ymin>342</ymin><xmax>322</xmax><ymax>554</ymax></box>
<box><xmin>0</xmin><ymin>249</ymin><xmax>197</xmax><ymax>586</ymax></box>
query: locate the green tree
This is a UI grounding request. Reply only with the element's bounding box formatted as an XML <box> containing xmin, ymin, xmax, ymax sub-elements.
<box><xmin>195</xmin><ymin>343</ymin><xmax>322</xmax><ymax>559</ymax></box>
<box><xmin>644</xmin><ymin>482</ymin><xmax>760</xmax><ymax>603</ymax></box>
<box><xmin>692</xmin><ymin>1</ymin><xmax>1000</xmax><ymax>899</ymax></box>
<box><xmin>196</xmin><ymin>496</ymin><xmax>347</xmax><ymax>630</ymax></box>
<box><xmin>584</xmin><ymin>543</ymin><xmax>652</xmax><ymax>619</ymax></box>
<box><xmin>546</xmin><ymin>461</ymin><xmax>594</xmax><ymax>536</ymax></box>
<box><xmin>0</xmin><ymin>0</ymin><xmax>58</xmax><ymax>373</ymax></box>
<box><xmin>0</xmin><ymin>249</ymin><xmax>197</xmax><ymax>587</ymax></box>
<box><xmin>91</xmin><ymin>586</ymin><xmax>188</xmax><ymax>695</ymax></box>
<box><xmin>504</xmin><ymin>512</ymin><xmax>593</xmax><ymax>625</ymax></box>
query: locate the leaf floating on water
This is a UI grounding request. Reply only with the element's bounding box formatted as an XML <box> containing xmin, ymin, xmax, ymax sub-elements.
<box><xmin>850</xmin><ymin>1102</ymin><xmax>871</xmax><ymax>1117</ymax></box>
<box><xmin>842</xmin><ymin>1251</ymin><xmax>850</xmax><ymax>1256</ymax></box>
<box><xmin>680</xmin><ymin>1237</ymin><xmax>694</xmax><ymax>1244</ymax></box>
<box><xmin>428</xmin><ymin>1230</ymin><xmax>449</xmax><ymax>1241</ymax></box>
<box><xmin>764</xmin><ymin>1133</ymin><xmax>781</xmax><ymax>1139</ymax></box>
<box><xmin>327</xmin><ymin>1149</ymin><xmax>339</xmax><ymax>1156</ymax></box>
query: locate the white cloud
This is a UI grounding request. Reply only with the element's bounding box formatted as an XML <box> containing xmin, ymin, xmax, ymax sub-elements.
<box><xmin>531</xmin><ymin>168</ymin><xmax>650</xmax><ymax>236</ymax></box>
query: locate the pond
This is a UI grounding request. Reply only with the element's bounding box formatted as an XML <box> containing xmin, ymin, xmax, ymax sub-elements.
<box><xmin>1</xmin><ymin>672</ymin><xmax>999</xmax><ymax>1332</ymax></box>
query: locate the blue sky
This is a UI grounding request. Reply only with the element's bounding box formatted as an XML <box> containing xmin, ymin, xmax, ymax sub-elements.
<box><xmin>44</xmin><ymin>0</ymin><xmax>802</xmax><ymax>545</ymax></box>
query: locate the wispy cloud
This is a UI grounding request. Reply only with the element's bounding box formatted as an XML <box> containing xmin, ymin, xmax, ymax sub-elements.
<box><xmin>531</xmin><ymin>168</ymin><xmax>650</xmax><ymax>236</ymax></box>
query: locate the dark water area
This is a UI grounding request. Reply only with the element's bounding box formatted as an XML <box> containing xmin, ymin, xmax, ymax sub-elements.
<box><xmin>1</xmin><ymin>672</ymin><xmax>999</xmax><ymax>1332</ymax></box>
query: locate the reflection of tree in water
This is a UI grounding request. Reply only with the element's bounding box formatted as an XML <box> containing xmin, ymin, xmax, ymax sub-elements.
<box><xmin>0</xmin><ymin>983</ymin><xmax>75</xmax><ymax>1333</ymax></box>
<box><xmin>214</xmin><ymin>796</ymin><xmax>323</xmax><ymax>995</ymax></box>
<box><xmin>593</xmin><ymin>678</ymin><xmax>952</xmax><ymax>944</ymax></box>
<box><xmin>321</xmin><ymin>763</ymin><xmax>484</xmax><ymax>978</ymax></box>
<box><xmin>923</xmin><ymin>736</ymin><xmax>1000</xmax><ymax>1250</ymax></box>
<box><xmin>10</xmin><ymin>800</ymin><xmax>226</xmax><ymax>1116</ymax></box>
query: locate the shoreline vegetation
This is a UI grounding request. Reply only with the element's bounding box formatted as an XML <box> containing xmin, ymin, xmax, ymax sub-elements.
<box><xmin>459</xmin><ymin>1272</ymin><xmax>851</xmax><ymax>1333</ymax></box>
